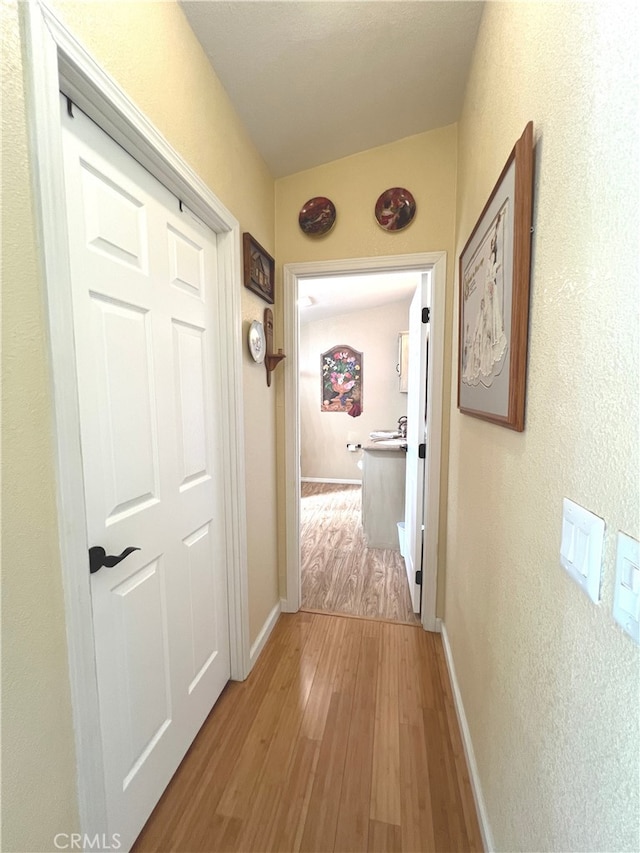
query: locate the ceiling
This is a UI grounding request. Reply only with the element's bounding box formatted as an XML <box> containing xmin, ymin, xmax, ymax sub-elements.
<box><xmin>180</xmin><ymin>0</ymin><xmax>485</xmax><ymax>178</ymax></box>
<box><xmin>298</xmin><ymin>271</ymin><xmax>422</xmax><ymax>323</ymax></box>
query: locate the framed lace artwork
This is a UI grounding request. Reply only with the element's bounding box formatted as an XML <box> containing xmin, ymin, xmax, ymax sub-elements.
<box><xmin>458</xmin><ymin>122</ymin><xmax>535</xmax><ymax>431</ymax></box>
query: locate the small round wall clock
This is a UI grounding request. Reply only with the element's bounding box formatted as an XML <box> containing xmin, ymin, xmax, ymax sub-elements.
<box><xmin>248</xmin><ymin>320</ymin><xmax>266</xmax><ymax>363</ymax></box>
<box><xmin>375</xmin><ymin>187</ymin><xmax>416</xmax><ymax>231</ymax></box>
<box><xmin>298</xmin><ymin>196</ymin><xmax>336</xmax><ymax>236</ymax></box>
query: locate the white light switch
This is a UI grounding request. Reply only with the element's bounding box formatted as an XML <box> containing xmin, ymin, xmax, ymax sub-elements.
<box><xmin>613</xmin><ymin>532</ymin><xmax>640</xmax><ymax>644</ymax></box>
<box><xmin>560</xmin><ymin>498</ymin><xmax>605</xmax><ymax>603</ymax></box>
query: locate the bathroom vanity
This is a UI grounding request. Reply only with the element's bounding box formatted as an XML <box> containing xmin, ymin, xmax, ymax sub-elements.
<box><xmin>361</xmin><ymin>441</ymin><xmax>406</xmax><ymax>549</ymax></box>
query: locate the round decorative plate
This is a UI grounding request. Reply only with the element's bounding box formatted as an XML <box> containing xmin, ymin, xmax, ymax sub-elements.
<box><xmin>298</xmin><ymin>196</ymin><xmax>336</xmax><ymax>236</ymax></box>
<box><xmin>248</xmin><ymin>320</ymin><xmax>266</xmax><ymax>363</ymax></box>
<box><xmin>374</xmin><ymin>187</ymin><xmax>416</xmax><ymax>232</ymax></box>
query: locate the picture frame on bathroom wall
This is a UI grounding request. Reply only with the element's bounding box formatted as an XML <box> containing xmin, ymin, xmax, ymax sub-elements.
<box><xmin>243</xmin><ymin>232</ymin><xmax>275</xmax><ymax>304</ymax></box>
<box><xmin>321</xmin><ymin>345</ymin><xmax>363</xmax><ymax>416</ymax></box>
<box><xmin>458</xmin><ymin>121</ymin><xmax>534</xmax><ymax>432</ymax></box>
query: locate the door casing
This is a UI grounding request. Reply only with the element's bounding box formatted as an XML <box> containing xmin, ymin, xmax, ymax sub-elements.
<box><xmin>22</xmin><ymin>1</ymin><xmax>250</xmax><ymax>840</ymax></box>
<box><xmin>282</xmin><ymin>253</ymin><xmax>446</xmax><ymax>632</ymax></box>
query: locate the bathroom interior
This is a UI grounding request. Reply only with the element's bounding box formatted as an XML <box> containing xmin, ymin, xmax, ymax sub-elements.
<box><xmin>298</xmin><ymin>270</ymin><xmax>427</xmax><ymax>625</ymax></box>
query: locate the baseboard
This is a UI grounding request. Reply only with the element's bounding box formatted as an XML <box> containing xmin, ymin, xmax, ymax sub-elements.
<box><xmin>440</xmin><ymin>623</ymin><xmax>495</xmax><ymax>852</ymax></box>
<box><xmin>249</xmin><ymin>599</ymin><xmax>281</xmax><ymax>670</ymax></box>
<box><xmin>300</xmin><ymin>477</ymin><xmax>361</xmax><ymax>485</ymax></box>
<box><xmin>280</xmin><ymin>596</ymin><xmax>296</xmax><ymax>614</ymax></box>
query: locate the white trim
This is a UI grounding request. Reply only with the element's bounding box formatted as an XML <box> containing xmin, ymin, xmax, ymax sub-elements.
<box><xmin>440</xmin><ymin>624</ymin><xmax>495</xmax><ymax>852</ymax></box>
<box><xmin>22</xmin><ymin>0</ymin><xmax>250</xmax><ymax>838</ymax></box>
<box><xmin>215</xmin><ymin>228</ymin><xmax>251</xmax><ymax>681</ymax></box>
<box><xmin>301</xmin><ymin>477</ymin><xmax>361</xmax><ymax>485</ymax></box>
<box><xmin>283</xmin><ymin>253</ymin><xmax>446</xmax><ymax>632</ymax></box>
<box><xmin>422</xmin><ymin>255</ymin><xmax>446</xmax><ymax>632</ymax></box>
<box><xmin>249</xmin><ymin>600</ymin><xmax>282</xmax><ymax>668</ymax></box>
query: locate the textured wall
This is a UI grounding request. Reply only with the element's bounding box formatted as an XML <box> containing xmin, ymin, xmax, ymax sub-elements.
<box><xmin>275</xmin><ymin>126</ymin><xmax>458</xmax><ymax>609</ymax></box>
<box><xmin>300</xmin><ymin>298</ymin><xmax>412</xmax><ymax>480</ymax></box>
<box><xmin>446</xmin><ymin>2</ymin><xmax>640</xmax><ymax>851</ymax></box>
<box><xmin>2</xmin><ymin>2</ymin><xmax>277</xmax><ymax>850</ymax></box>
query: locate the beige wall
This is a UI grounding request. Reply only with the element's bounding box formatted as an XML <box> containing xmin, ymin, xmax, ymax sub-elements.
<box><xmin>275</xmin><ymin>126</ymin><xmax>458</xmax><ymax>603</ymax></box>
<box><xmin>1</xmin><ymin>2</ymin><xmax>278</xmax><ymax>850</ymax></box>
<box><xmin>300</xmin><ymin>298</ymin><xmax>412</xmax><ymax>481</ymax></box>
<box><xmin>446</xmin><ymin>2</ymin><xmax>639</xmax><ymax>851</ymax></box>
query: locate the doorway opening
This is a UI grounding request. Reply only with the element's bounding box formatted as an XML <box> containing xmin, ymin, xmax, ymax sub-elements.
<box><xmin>297</xmin><ymin>271</ymin><xmax>422</xmax><ymax>625</ymax></box>
<box><xmin>283</xmin><ymin>253</ymin><xmax>446</xmax><ymax>633</ymax></box>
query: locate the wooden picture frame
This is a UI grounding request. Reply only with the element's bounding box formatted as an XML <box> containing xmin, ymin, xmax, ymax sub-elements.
<box><xmin>458</xmin><ymin>121</ymin><xmax>534</xmax><ymax>431</ymax></box>
<box><xmin>243</xmin><ymin>232</ymin><xmax>275</xmax><ymax>304</ymax></box>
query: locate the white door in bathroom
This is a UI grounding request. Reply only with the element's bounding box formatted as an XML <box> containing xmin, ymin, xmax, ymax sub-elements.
<box><xmin>60</xmin><ymin>96</ymin><xmax>230</xmax><ymax>849</ymax></box>
<box><xmin>403</xmin><ymin>273</ymin><xmax>430</xmax><ymax>613</ymax></box>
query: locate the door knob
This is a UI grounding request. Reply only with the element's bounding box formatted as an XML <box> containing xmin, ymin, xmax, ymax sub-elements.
<box><xmin>89</xmin><ymin>546</ymin><xmax>140</xmax><ymax>574</ymax></box>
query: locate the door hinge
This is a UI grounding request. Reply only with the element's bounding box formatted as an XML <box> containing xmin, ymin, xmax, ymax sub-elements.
<box><xmin>415</xmin><ymin>570</ymin><xmax>423</xmax><ymax>585</ymax></box>
<box><xmin>422</xmin><ymin>307</ymin><xmax>430</xmax><ymax>324</ymax></box>
<box><xmin>418</xmin><ymin>443</ymin><xmax>426</xmax><ymax>459</ymax></box>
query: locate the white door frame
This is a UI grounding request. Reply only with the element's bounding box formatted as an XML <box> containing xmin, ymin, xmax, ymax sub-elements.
<box><xmin>283</xmin><ymin>253</ymin><xmax>446</xmax><ymax>632</ymax></box>
<box><xmin>22</xmin><ymin>1</ymin><xmax>250</xmax><ymax>839</ymax></box>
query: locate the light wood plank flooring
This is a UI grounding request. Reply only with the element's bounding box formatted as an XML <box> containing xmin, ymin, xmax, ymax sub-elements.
<box><xmin>133</xmin><ymin>612</ymin><xmax>483</xmax><ymax>853</ymax></box>
<box><xmin>301</xmin><ymin>482</ymin><xmax>419</xmax><ymax>625</ymax></box>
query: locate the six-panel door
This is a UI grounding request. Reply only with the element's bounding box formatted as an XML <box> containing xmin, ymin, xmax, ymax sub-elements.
<box><xmin>60</xmin><ymin>96</ymin><xmax>230</xmax><ymax>850</ymax></box>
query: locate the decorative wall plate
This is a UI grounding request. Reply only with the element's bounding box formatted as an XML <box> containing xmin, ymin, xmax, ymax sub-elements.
<box><xmin>248</xmin><ymin>320</ymin><xmax>266</xmax><ymax>363</ymax></box>
<box><xmin>375</xmin><ymin>187</ymin><xmax>416</xmax><ymax>231</ymax></box>
<box><xmin>298</xmin><ymin>196</ymin><xmax>336</xmax><ymax>236</ymax></box>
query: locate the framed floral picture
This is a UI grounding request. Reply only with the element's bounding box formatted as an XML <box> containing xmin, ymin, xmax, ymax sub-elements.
<box><xmin>321</xmin><ymin>346</ymin><xmax>363</xmax><ymax>416</ymax></box>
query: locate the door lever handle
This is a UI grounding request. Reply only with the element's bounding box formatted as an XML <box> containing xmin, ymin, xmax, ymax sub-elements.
<box><xmin>89</xmin><ymin>546</ymin><xmax>140</xmax><ymax>574</ymax></box>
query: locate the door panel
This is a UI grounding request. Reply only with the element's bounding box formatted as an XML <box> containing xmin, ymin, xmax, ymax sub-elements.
<box><xmin>80</xmin><ymin>160</ymin><xmax>148</xmax><ymax>271</ymax></box>
<box><xmin>61</xmin><ymin>96</ymin><xmax>230</xmax><ymax>850</ymax></box>
<box><xmin>183</xmin><ymin>522</ymin><xmax>219</xmax><ymax>688</ymax></box>
<box><xmin>168</xmin><ymin>224</ymin><xmax>204</xmax><ymax>296</ymax></box>
<box><xmin>173</xmin><ymin>320</ymin><xmax>209</xmax><ymax>486</ymax></box>
<box><xmin>110</xmin><ymin>558</ymin><xmax>171</xmax><ymax>777</ymax></box>
<box><xmin>90</xmin><ymin>295</ymin><xmax>159</xmax><ymax>518</ymax></box>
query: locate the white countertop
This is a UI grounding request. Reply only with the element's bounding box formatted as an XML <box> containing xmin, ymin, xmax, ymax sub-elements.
<box><xmin>363</xmin><ymin>440</ymin><xmax>407</xmax><ymax>452</ymax></box>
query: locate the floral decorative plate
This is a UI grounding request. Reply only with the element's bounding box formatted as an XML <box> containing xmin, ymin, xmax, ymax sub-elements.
<box><xmin>248</xmin><ymin>320</ymin><xmax>266</xmax><ymax>363</ymax></box>
<box><xmin>374</xmin><ymin>187</ymin><xmax>416</xmax><ymax>232</ymax></box>
<box><xmin>298</xmin><ymin>196</ymin><xmax>336</xmax><ymax>236</ymax></box>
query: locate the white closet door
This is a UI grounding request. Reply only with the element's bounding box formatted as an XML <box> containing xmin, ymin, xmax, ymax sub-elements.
<box><xmin>61</xmin><ymin>96</ymin><xmax>230</xmax><ymax>850</ymax></box>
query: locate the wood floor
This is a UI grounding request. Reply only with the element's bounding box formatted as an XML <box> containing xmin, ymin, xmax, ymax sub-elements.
<box><xmin>133</xmin><ymin>611</ymin><xmax>483</xmax><ymax>853</ymax></box>
<box><xmin>301</xmin><ymin>482</ymin><xmax>419</xmax><ymax>625</ymax></box>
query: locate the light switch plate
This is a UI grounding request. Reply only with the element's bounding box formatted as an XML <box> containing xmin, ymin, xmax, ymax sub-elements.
<box><xmin>560</xmin><ymin>498</ymin><xmax>605</xmax><ymax>603</ymax></box>
<box><xmin>613</xmin><ymin>532</ymin><xmax>640</xmax><ymax>644</ymax></box>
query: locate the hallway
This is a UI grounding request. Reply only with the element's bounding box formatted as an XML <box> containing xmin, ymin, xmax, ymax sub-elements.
<box><xmin>300</xmin><ymin>482</ymin><xmax>419</xmax><ymax>625</ymax></box>
<box><xmin>133</xmin><ymin>611</ymin><xmax>482</xmax><ymax>852</ymax></box>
